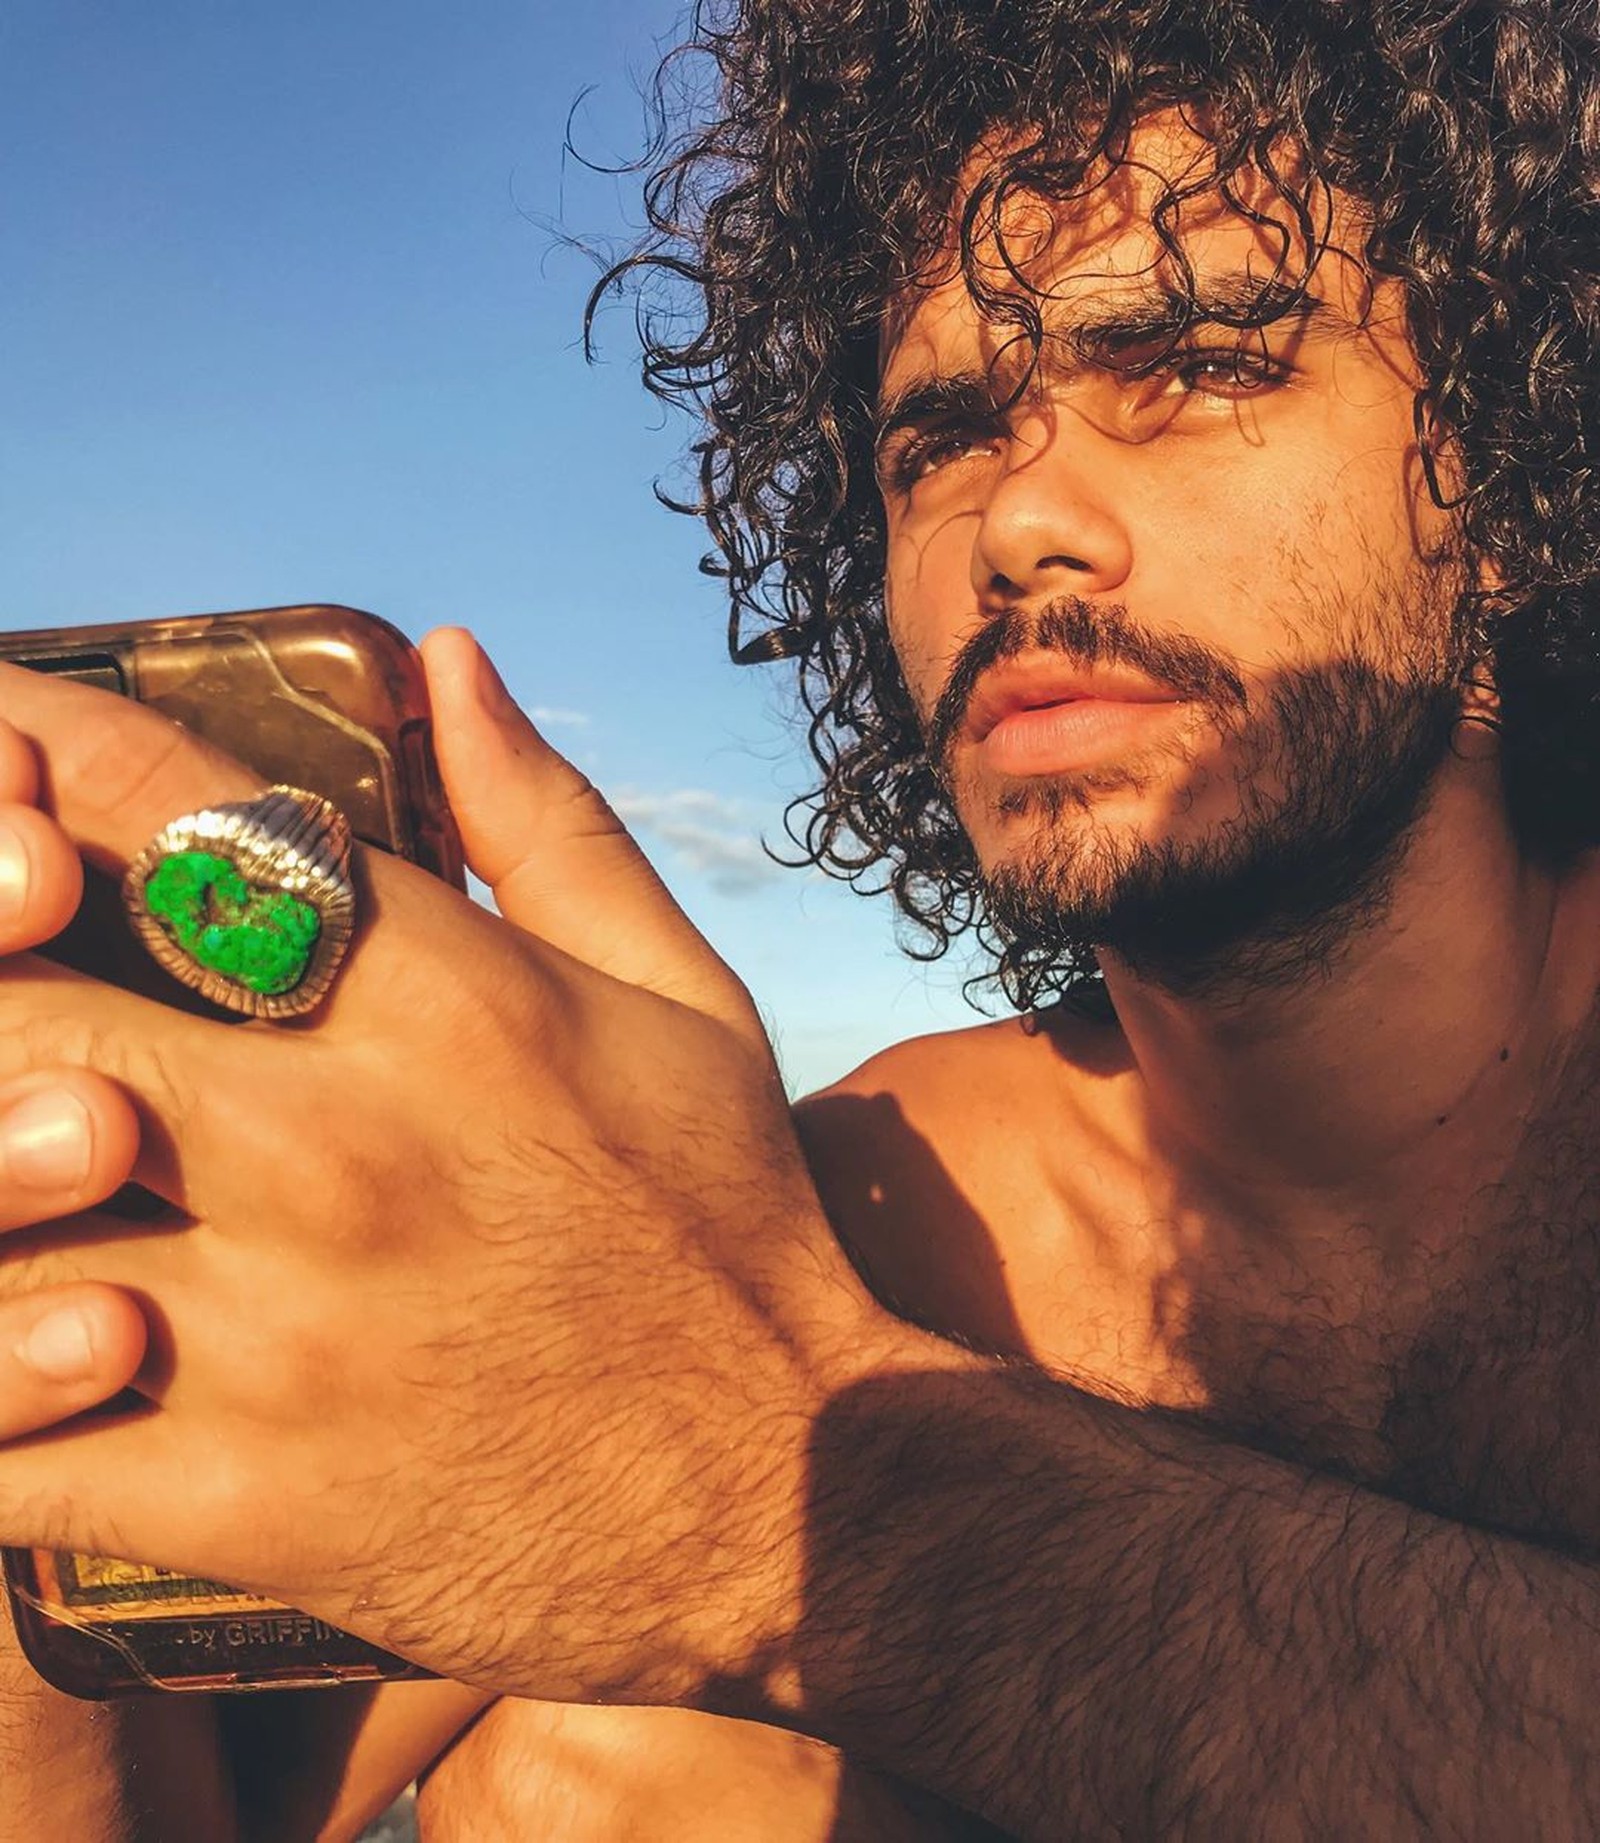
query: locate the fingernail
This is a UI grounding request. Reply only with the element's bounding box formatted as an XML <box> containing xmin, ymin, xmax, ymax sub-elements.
<box><xmin>0</xmin><ymin>826</ymin><xmax>31</xmax><ymax>922</ymax></box>
<box><xmin>2</xmin><ymin>1090</ymin><xmax>92</xmax><ymax>1190</ymax></box>
<box><xmin>18</xmin><ymin>1307</ymin><xmax>96</xmax><ymax>1382</ymax></box>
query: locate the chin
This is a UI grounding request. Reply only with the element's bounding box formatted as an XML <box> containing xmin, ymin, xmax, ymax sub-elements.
<box><xmin>968</xmin><ymin>763</ymin><xmax>1246</xmax><ymax>878</ymax></box>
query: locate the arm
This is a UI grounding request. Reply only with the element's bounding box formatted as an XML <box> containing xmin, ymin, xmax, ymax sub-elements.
<box><xmin>3</xmin><ymin>648</ymin><xmax>1592</xmax><ymax>1843</ymax></box>
<box><xmin>760</xmin><ymin>1345</ymin><xmax>1600</xmax><ymax>1840</ymax></box>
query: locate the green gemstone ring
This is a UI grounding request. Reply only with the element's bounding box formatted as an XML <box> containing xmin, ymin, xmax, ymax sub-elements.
<box><xmin>122</xmin><ymin>786</ymin><xmax>357</xmax><ymax>1019</ymax></box>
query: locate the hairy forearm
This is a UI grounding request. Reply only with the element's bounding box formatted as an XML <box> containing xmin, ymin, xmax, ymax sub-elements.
<box><xmin>768</xmin><ymin>1349</ymin><xmax>1600</xmax><ymax>1840</ymax></box>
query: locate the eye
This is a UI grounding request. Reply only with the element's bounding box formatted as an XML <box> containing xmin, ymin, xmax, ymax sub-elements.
<box><xmin>1153</xmin><ymin>344</ymin><xmax>1290</xmax><ymax>400</ymax></box>
<box><xmin>876</xmin><ymin>418</ymin><xmax>1003</xmax><ymax>494</ymax></box>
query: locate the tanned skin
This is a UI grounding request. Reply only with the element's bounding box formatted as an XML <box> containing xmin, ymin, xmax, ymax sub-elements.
<box><xmin>7</xmin><ymin>118</ymin><xmax>1600</xmax><ymax>1843</ymax></box>
<box><xmin>410</xmin><ymin>122</ymin><xmax>1600</xmax><ymax>1837</ymax></box>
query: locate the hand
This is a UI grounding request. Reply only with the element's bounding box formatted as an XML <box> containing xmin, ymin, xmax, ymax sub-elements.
<box><xmin>0</xmin><ymin>717</ymin><xmax>147</xmax><ymax>1441</ymax></box>
<box><xmin>0</xmin><ymin>631</ymin><xmax>896</xmax><ymax>1705</ymax></box>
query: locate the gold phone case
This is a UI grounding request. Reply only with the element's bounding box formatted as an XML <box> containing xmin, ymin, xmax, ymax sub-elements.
<box><xmin>0</xmin><ymin>604</ymin><xmax>462</xmax><ymax>1696</ymax></box>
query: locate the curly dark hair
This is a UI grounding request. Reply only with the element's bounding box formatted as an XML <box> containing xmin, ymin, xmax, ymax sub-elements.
<box><xmin>598</xmin><ymin>0</ymin><xmax>1600</xmax><ymax>1008</ymax></box>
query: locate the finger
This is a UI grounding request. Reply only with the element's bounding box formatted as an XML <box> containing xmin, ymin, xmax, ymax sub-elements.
<box><xmin>0</xmin><ymin>956</ymin><xmax>269</xmax><ymax>1215</ymax></box>
<box><xmin>0</xmin><ymin>1068</ymin><xmax>141</xmax><ymax>1231</ymax></box>
<box><xmin>0</xmin><ymin>802</ymin><xmax>85</xmax><ymax>956</ymax></box>
<box><xmin>0</xmin><ymin>660</ymin><xmax>495</xmax><ymax>1034</ymax></box>
<box><xmin>0</xmin><ymin>664</ymin><xmax>261</xmax><ymax>880</ymax></box>
<box><xmin>0</xmin><ymin>1403</ymin><xmax>211</xmax><ymax>1581</ymax></box>
<box><xmin>421</xmin><ymin>627</ymin><xmax>756</xmax><ymax>1030</ymax></box>
<box><xmin>0</xmin><ymin>1283</ymin><xmax>147</xmax><ymax>1440</ymax></box>
<box><xmin>0</xmin><ymin>1404</ymin><xmax>354</xmax><ymax>1629</ymax></box>
<box><xmin>0</xmin><ymin>721</ymin><xmax>88</xmax><ymax>957</ymax></box>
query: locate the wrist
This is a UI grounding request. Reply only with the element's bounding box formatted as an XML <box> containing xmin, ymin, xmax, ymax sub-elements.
<box><xmin>703</xmin><ymin>1239</ymin><xmax>984</xmax><ymax>1734</ymax></box>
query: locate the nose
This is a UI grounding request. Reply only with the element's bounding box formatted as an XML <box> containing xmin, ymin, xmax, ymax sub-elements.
<box><xmin>970</xmin><ymin>409</ymin><xmax>1133</xmax><ymax>605</ymax></box>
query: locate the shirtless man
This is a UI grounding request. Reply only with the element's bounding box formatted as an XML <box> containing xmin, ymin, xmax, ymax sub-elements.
<box><xmin>4</xmin><ymin>1</ymin><xmax>1600</xmax><ymax>1837</ymax></box>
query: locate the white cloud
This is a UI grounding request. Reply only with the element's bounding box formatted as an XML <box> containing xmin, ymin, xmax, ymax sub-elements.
<box><xmin>615</xmin><ymin>789</ymin><xmax>745</xmax><ymax>822</ymax></box>
<box><xmin>614</xmin><ymin>787</ymin><xmax>791</xmax><ymax>896</ymax></box>
<box><xmin>530</xmin><ymin>706</ymin><xmax>591</xmax><ymax>729</ymax></box>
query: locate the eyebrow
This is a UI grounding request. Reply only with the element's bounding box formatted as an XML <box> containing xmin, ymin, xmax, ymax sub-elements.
<box><xmin>1078</xmin><ymin>273</ymin><xmax>1329</xmax><ymax>351</ymax></box>
<box><xmin>874</xmin><ymin>272</ymin><xmax>1330</xmax><ymax>448</ymax></box>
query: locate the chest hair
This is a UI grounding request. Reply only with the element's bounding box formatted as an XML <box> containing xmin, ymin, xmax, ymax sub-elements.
<box><xmin>1165</xmin><ymin>1024</ymin><xmax>1600</xmax><ymax>1552</ymax></box>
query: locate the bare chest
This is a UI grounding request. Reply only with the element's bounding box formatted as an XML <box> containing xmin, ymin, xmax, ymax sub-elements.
<box><xmin>802</xmin><ymin>1057</ymin><xmax>1600</xmax><ymax>1554</ymax></box>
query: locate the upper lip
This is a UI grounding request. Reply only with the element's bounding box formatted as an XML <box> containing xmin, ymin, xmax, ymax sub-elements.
<box><xmin>963</xmin><ymin>656</ymin><xmax>1185</xmax><ymax>743</ymax></box>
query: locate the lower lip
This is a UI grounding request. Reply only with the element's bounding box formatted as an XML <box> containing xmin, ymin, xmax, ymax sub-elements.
<box><xmin>978</xmin><ymin>699</ymin><xmax>1186</xmax><ymax>776</ymax></box>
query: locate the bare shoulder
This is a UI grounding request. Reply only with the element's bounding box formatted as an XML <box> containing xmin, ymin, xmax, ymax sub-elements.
<box><xmin>793</xmin><ymin>1010</ymin><xmax>1092</xmax><ymax>1356</ymax></box>
<box><xmin>794</xmin><ymin>1017</ymin><xmax>1032</xmax><ymax>1198</ymax></box>
<box><xmin>803</xmin><ymin>1012</ymin><xmax>1033</xmax><ymax>1108</ymax></box>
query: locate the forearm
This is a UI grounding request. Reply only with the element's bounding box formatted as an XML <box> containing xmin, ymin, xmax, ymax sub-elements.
<box><xmin>768</xmin><ymin>1348</ymin><xmax>1600</xmax><ymax>1840</ymax></box>
<box><xmin>0</xmin><ymin>1613</ymin><xmax>236</xmax><ymax>1843</ymax></box>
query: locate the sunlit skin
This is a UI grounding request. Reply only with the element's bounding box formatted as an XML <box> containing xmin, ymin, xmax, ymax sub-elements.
<box><xmin>878</xmin><ymin>128</ymin><xmax>1459</xmax><ymax>876</ymax></box>
<box><xmin>201</xmin><ymin>121</ymin><xmax>1600</xmax><ymax>1842</ymax></box>
<box><xmin>865</xmin><ymin>121</ymin><xmax>1600</xmax><ymax>1410</ymax></box>
<box><xmin>409</xmin><ymin>126</ymin><xmax>1600</xmax><ymax>1837</ymax></box>
<box><xmin>6</xmin><ymin>119</ymin><xmax>1600</xmax><ymax>1843</ymax></box>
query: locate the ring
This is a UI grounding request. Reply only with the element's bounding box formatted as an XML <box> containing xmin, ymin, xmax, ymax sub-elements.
<box><xmin>122</xmin><ymin>786</ymin><xmax>357</xmax><ymax>1019</ymax></box>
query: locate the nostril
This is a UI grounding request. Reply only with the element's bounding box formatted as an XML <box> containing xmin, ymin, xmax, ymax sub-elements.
<box><xmin>988</xmin><ymin>555</ymin><xmax>1093</xmax><ymax>596</ymax></box>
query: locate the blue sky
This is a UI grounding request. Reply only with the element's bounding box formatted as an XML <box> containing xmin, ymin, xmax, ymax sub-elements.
<box><xmin>0</xmin><ymin>1</ymin><xmax>986</xmax><ymax>1092</ymax></box>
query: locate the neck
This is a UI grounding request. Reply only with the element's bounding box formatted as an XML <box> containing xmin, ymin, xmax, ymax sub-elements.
<box><xmin>1099</xmin><ymin>759</ymin><xmax>1600</xmax><ymax>1223</ymax></box>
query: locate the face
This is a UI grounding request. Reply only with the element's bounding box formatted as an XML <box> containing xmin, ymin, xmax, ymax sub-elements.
<box><xmin>876</xmin><ymin>118</ymin><xmax>1475</xmax><ymax>992</ymax></box>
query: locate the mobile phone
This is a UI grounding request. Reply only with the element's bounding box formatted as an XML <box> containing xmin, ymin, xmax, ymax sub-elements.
<box><xmin>0</xmin><ymin>604</ymin><xmax>463</xmax><ymax>1696</ymax></box>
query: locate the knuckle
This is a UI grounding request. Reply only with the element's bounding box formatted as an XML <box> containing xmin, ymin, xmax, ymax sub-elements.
<box><xmin>4</xmin><ymin>1008</ymin><xmax>198</xmax><ymax>1143</ymax></box>
<box><xmin>12</xmin><ymin>1003</ymin><xmax>100</xmax><ymax>1073</ymax></box>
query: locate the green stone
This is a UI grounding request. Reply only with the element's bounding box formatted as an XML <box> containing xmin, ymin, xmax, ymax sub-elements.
<box><xmin>143</xmin><ymin>851</ymin><xmax>321</xmax><ymax>996</ymax></box>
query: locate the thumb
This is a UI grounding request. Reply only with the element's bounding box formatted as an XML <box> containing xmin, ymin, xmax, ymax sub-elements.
<box><xmin>419</xmin><ymin>626</ymin><xmax>754</xmax><ymax>1030</ymax></box>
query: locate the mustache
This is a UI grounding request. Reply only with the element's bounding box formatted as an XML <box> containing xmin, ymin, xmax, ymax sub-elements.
<box><xmin>925</xmin><ymin>599</ymin><xmax>1249</xmax><ymax>769</ymax></box>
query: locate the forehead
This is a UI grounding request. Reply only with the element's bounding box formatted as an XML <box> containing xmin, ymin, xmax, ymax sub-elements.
<box><xmin>880</xmin><ymin>111</ymin><xmax>1405</xmax><ymax>388</ymax></box>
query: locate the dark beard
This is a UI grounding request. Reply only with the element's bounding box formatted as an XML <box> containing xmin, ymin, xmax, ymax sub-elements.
<box><xmin>936</xmin><ymin>596</ymin><xmax>1470</xmax><ymax>1003</ymax></box>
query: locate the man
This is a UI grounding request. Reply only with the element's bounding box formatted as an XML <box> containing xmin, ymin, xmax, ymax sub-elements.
<box><xmin>4</xmin><ymin>0</ymin><xmax>1600</xmax><ymax>1837</ymax></box>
